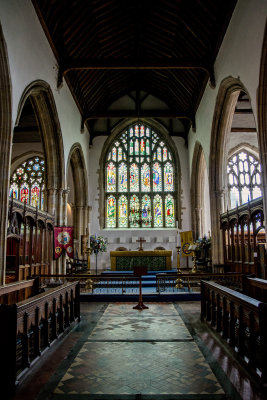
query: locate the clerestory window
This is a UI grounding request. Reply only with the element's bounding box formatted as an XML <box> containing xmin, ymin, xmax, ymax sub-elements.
<box><xmin>105</xmin><ymin>123</ymin><xmax>176</xmax><ymax>228</ymax></box>
<box><xmin>9</xmin><ymin>156</ymin><xmax>45</xmax><ymax>210</ymax></box>
<box><xmin>227</xmin><ymin>150</ymin><xmax>262</xmax><ymax>209</ymax></box>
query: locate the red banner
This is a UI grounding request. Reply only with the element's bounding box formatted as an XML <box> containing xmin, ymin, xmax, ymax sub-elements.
<box><xmin>54</xmin><ymin>226</ymin><xmax>74</xmax><ymax>259</ymax></box>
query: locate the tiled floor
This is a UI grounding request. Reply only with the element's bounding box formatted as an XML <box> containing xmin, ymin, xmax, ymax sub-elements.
<box><xmin>10</xmin><ymin>301</ymin><xmax>266</xmax><ymax>400</ymax></box>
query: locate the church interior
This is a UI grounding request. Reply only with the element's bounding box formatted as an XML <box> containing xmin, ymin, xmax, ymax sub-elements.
<box><xmin>1</xmin><ymin>0</ymin><xmax>267</xmax><ymax>399</ymax></box>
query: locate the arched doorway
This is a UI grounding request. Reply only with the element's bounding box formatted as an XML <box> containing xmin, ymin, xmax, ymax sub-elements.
<box><xmin>67</xmin><ymin>144</ymin><xmax>89</xmax><ymax>266</ymax></box>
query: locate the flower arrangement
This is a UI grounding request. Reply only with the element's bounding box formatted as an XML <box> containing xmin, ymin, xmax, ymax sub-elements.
<box><xmin>196</xmin><ymin>235</ymin><xmax>211</xmax><ymax>250</ymax></box>
<box><xmin>195</xmin><ymin>235</ymin><xmax>211</xmax><ymax>262</ymax></box>
<box><xmin>89</xmin><ymin>235</ymin><xmax>107</xmax><ymax>254</ymax></box>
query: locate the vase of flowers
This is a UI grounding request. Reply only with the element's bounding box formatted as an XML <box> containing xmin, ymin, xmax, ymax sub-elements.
<box><xmin>195</xmin><ymin>235</ymin><xmax>211</xmax><ymax>264</ymax></box>
<box><xmin>89</xmin><ymin>235</ymin><xmax>107</xmax><ymax>274</ymax></box>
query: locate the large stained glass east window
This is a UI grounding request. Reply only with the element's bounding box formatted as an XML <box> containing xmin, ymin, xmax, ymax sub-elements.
<box><xmin>227</xmin><ymin>150</ymin><xmax>262</xmax><ymax>209</ymax></box>
<box><xmin>105</xmin><ymin>123</ymin><xmax>176</xmax><ymax>228</ymax></box>
<box><xmin>9</xmin><ymin>156</ymin><xmax>45</xmax><ymax>210</ymax></box>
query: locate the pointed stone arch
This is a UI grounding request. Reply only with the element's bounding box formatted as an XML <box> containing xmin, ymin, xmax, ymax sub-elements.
<box><xmin>99</xmin><ymin>118</ymin><xmax>182</xmax><ymax>230</ymax></box>
<box><xmin>16</xmin><ymin>80</ymin><xmax>65</xmax><ymax>223</ymax></box>
<box><xmin>67</xmin><ymin>143</ymin><xmax>89</xmax><ymax>256</ymax></box>
<box><xmin>209</xmin><ymin>77</ymin><xmax>248</xmax><ymax>265</ymax></box>
<box><xmin>191</xmin><ymin>141</ymin><xmax>210</xmax><ymax>240</ymax></box>
<box><xmin>258</xmin><ymin>22</ymin><xmax>267</xmax><ymax>227</ymax></box>
<box><xmin>0</xmin><ymin>23</ymin><xmax>12</xmax><ymax>284</ymax></box>
<box><xmin>15</xmin><ymin>81</ymin><xmax>65</xmax><ymax>273</ymax></box>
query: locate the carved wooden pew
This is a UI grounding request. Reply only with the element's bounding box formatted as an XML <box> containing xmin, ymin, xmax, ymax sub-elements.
<box><xmin>0</xmin><ymin>281</ymin><xmax>80</xmax><ymax>396</ymax></box>
<box><xmin>201</xmin><ymin>280</ymin><xmax>267</xmax><ymax>386</ymax></box>
<box><xmin>0</xmin><ymin>278</ymin><xmax>40</xmax><ymax>305</ymax></box>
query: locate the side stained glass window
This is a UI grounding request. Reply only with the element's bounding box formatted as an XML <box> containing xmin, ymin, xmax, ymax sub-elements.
<box><xmin>105</xmin><ymin>123</ymin><xmax>177</xmax><ymax>228</ymax></box>
<box><xmin>9</xmin><ymin>156</ymin><xmax>45</xmax><ymax>210</ymax></box>
<box><xmin>227</xmin><ymin>150</ymin><xmax>262</xmax><ymax>209</ymax></box>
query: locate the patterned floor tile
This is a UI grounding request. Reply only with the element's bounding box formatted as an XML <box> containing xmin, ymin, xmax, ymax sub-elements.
<box><xmin>55</xmin><ymin>341</ymin><xmax>224</xmax><ymax>395</ymax></box>
<box><xmin>89</xmin><ymin>315</ymin><xmax>191</xmax><ymax>341</ymax></box>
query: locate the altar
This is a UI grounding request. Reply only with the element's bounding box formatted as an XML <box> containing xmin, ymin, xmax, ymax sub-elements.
<box><xmin>110</xmin><ymin>250</ymin><xmax>172</xmax><ymax>271</ymax></box>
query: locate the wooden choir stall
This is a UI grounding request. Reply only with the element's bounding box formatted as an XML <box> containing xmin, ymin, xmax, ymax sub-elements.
<box><xmin>220</xmin><ymin>197</ymin><xmax>266</xmax><ymax>278</ymax></box>
<box><xmin>6</xmin><ymin>198</ymin><xmax>54</xmax><ymax>283</ymax></box>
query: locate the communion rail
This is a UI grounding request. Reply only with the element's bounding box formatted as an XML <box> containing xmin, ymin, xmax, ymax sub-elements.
<box><xmin>0</xmin><ymin>281</ymin><xmax>80</xmax><ymax>396</ymax></box>
<box><xmin>201</xmin><ymin>280</ymin><xmax>267</xmax><ymax>385</ymax></box>
<box><xmin>38</xmin><ymin>274</ymin><xmax>140</xmax><ymax>295</ymax></box>
<box><xmin>156</xmin><ymin>272</ymin><xmax>243</xmax><ymax>293</ymax></box>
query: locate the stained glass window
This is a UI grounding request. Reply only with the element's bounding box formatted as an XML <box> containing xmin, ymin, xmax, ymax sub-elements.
<box><xmin>105</xmin><ymin>123</ymin><xmax>176</xmax><ymax>228</ymax></box>
<box><xmin>107</xmin><ymin>162</ymin><xmax>116</xmax><ymax>192</ymax></box>
<box><xmin>141</xmin><ymin>195</ymin><xmax>152</xmax><ymax>227</ymax></box>
<box><xmin>154</xmin><ymin>195</ymin><xmax>163</xmax><ymax>227</ymax></box>
<box><xmin>165</xmin><ymin>194</ymin><xmax>175</xmax><ymax>227</ymax></box>
<box><xmin>118</xmin><ymin>195</ymin><xmax>128</xmax><ymax>227</ymax></box>
<box><xmin>129</xmin><ymin>194</ymin><xmax>140</xmax><ymax>228</ymax></box>
<box><xmin>153</xmin><ymin>162</ymin><xmax>162</xmax><ymax>191</ymax></box>
<box><xmin>141</xmin><ymin>163</ymin><xmax>150</xmax><ymax>192</ymax></box>
<box><xmin>9</xmin><ymin>156</ymin><xmax>45</xmax><ymax>210</ymax></box>
<box><xmin>227</xmin><ymin>150</ymin><xmax>262</xmax><ymax>209</ymax></box>
<box><xmin>118</xmin><ymin>163</ymin><xmax>127</xmax><ymax>192</ymax></box>
<box><xmin>107</xmin><ymin>195</ymin><xmax>116</xmax><ymax>227</ymax></box>
<box><xmin>164</xmin><ymin>163</ymin><xmax>174</xmax><ymax>191</ymax></box>
<box><xmin>130</xmin><ymin>163</ymin><xmax>139</xmax><ymax>192</ymax></box>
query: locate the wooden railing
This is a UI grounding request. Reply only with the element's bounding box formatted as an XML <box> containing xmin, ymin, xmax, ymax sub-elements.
<box><xmin>0</xmin><ymin>278</ymin><xmax>41</xmax><ymax>305</ymax></box>
<box><xmin>0</xmin><ymin>281</ymin><xmax>80</xmax><ymax>396</ymax></box>
<box><xmin>38</xmin><ymin>274</ymin><xmax>140</xmax><ymax>295</ymax></box>
<box><xmin>156</xmin><ymin>272</ymin><xmax>243</xmax><ymax>293</ymax></box>
<box><xmin>242</xmin><ymin>276</ymin><xmax>267</xmax><ymax>302</ymax></box>
<box><xmin>201</xmin><ymin>280</ymin><xmax>267</xmax><ymax>385</ymax></box>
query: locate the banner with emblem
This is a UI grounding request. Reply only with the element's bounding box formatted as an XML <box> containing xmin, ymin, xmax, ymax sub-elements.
<box><xmin>180</xmin><ymin>231</ymin><xmax>193</xmax><ymax>257</ymax></box>
<box><xmin>54</xmin><ymin>226</ymin><xmax>74</xmax><ymax>259</ymax></box>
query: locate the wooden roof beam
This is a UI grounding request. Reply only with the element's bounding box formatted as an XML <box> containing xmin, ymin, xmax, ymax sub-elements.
<box><xmin>82</xmin><ymin>110</ymin><xmax>195</xmax><ymax>131</ymax></box>
<box><xmin>57</xmin><ymin>59</ymin><xmax>215</xmax><ymax>88</ymax></box>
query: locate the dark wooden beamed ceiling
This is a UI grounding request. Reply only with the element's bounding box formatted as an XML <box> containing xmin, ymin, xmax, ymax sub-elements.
<box><xmin>32</xmin><ymin>0</ymin><xmax>237</xmax><ymax>143</ymax></box>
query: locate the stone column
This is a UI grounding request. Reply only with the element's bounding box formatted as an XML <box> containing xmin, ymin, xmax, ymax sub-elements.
<box><xmin>211</xmin><ymin>189</ymin><xmax>225</xmax><ymax>266</ymax></box>
<box><xmin>54</xmin><ymin>188</ymin><xmax>64</xmax><ymax>274</ymax></box>
<box><xmin>46</xmin><ymin>187</ymin><xmax>57</xmax><ymax>218</ymax></box>
<box><xmin>76</xmin><ymin>206</ymin><xmax>84</xmax><ymax>258</ymax></box>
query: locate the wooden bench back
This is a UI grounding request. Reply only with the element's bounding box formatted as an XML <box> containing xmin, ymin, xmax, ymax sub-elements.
<box><xmin>0</xmin><ymin>278</ymin><xmax>40</xmax><ymax>305</ymax></box>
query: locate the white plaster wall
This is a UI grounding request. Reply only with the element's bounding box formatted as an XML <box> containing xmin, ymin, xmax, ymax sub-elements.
<box><xmin>89</xmin><ymin>135</ymin><xmax>192</xmax><ymax>271</ymax></box>
<box><xmin>0</xmin><ymin>0</ymin><xmax>90</xmax><ymax>185</ymax></box>
<box><xmin>188</xmin><ymin>0</ymin><xmax>267</xmax><ymax>176</ymax></box>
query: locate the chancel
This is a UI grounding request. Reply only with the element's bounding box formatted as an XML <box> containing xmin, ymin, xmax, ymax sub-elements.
<box><xmin>0</xmin><ymin>1</ymin><xmax>267</xmax><ymax>399</ymax></box>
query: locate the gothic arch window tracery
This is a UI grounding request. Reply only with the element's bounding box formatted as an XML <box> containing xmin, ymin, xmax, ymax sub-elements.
<box><xmin>105</xmin><ymin>123</ymin><xmax>176</xmax><ymax>228</ymax></box>
<box><xmin>9</xmin><ymin>156</ymin><xmax>45</xmax><ymax>210</ymax></box>
<box><xmin>227</xmin><ymin>149</ymin><xmax>262</xmax><ymax>209</ymax></box>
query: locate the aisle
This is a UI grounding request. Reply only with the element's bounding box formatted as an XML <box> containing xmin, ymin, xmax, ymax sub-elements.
<box><xmin>49</xmin><ymin>303</ymin><xmax>225</xmax><ymax>398</ymax></box>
